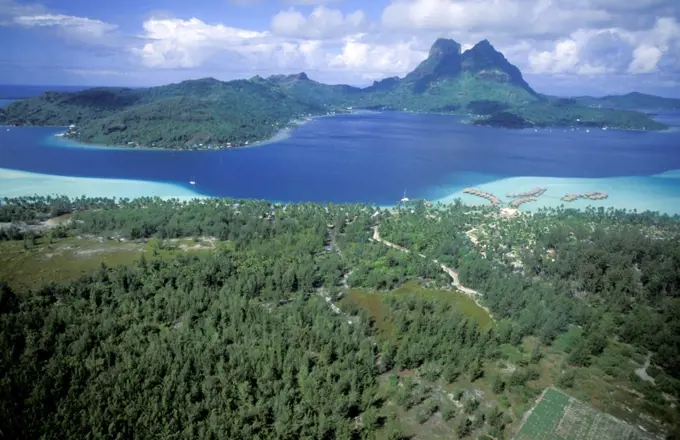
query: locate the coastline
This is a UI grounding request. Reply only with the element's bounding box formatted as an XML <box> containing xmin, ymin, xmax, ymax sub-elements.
<box><xmin>47</xmin><ymin>115</ymin><xmax>324</xmax><ymax>152</ymax></box>
<box><xmin>0</xmin><ymin>168</ymin><xmax>206</xmax><ymax>200</ymax></box>
<box><xmin>2</xmin><ymin>166</ymin><xmax>680</xmax><ymax>217</ymax></box>
<box><xmin>13</xmin><ymin>105</ymin><xmax>675</xmax><ymax>151</ymax></box>
<box><xmin>434</xmin><ymin>173</ymin><xmax>680</xmax><ymax>216</ymax></box>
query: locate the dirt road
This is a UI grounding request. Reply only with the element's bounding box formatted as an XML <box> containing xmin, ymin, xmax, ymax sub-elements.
<box><xmin>371</xmin><ymin>226</ymin><xmax>493</xmax><ymax>318</ymax></box>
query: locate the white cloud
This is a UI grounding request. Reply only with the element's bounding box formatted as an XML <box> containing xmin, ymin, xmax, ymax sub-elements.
<box><xmin>629</xmin><ymin>45</ymin><xmax>664</xmax><ymax>73</ymax></box>
<box><xmin>14</xmin><ymin>14</ymin><xmax>118</xmax><ymax>39</ymax></box>
<box><xmin>283</xmin><ymin>0</ymin><xmax>342</xmax><ymax>4</ymax></box>
<box><xmin>65</xmin><ymin>68</ymin><xmax>137</xmax><ymax>77</ymax></box>
<box><xmin>381</xmin><ymin>0</ymin><xmax>611</xmax><ymax>38</ymax></box>
<box><xmin>329</xmin><ymin>35</ymin><xmax>427</xmax><ymax>79</ymax></box>
<box><xmin>134</xmin><ymin>17</ymin><xmax>269</xmax><ymax>68</ymax></box>
<box><xmin>131</xmin><ymin>15</ymin><xmax>428</xmax><ymax>84</ymax></box>
<box><xmin>528</xmin><ymin>39</ymin><xmax>580</xmax><ymax>74</ymax></box>
<box><xmin>271</xmin><ymin>6</ymin><xmax>368</xmax><ymax>39</ymax></box>
<box><xmin>227</xmin><ymin>0</ymin><xmax>343</xmax><ymax>5</ymax></box>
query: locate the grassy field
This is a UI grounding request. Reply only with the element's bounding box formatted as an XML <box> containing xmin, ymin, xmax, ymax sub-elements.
<box><xmin>516</xmin><ymin>388</ymin><xmax>655</xmax><ymax>440</ymax></box>
<box><xmin>343</xmin><ymin>280</ymin><xmax>494</xmax><ymax>337</ymax></box>
<box><xmin>0</xmin><ymin>235</ymin><xmax>217</xmax><ymax>292</ymax></box>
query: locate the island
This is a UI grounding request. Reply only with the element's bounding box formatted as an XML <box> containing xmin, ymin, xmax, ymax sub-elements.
<box><xmin>0</xmin><ymin>38</ymin><xmax>674</xmax><ymax>149</ymax></box>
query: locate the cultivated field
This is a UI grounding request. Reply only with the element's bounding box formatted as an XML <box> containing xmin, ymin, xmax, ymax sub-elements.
<box><xmin>515</xmin><ymin>388</ymin><xmax>655</xmax><ymax>440</ymax></box>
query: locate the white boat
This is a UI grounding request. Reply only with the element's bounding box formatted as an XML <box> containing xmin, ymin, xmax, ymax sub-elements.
<box><xmin>189</xmin><ymin>181</ymin><xmax>196</xmax><ymax>185</ymax></box>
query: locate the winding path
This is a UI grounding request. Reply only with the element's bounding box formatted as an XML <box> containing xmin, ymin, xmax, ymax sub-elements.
<box><xmin>371</xmin><ymin>226</ymin><xmax>493</xmax><ymax>319</ymax></box>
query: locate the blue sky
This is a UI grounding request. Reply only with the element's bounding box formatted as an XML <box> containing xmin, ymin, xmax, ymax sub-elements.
<box><xmin>1</xmin><ymin>0</ymin><xmax>680</xmax><ymax>96</ymax></box>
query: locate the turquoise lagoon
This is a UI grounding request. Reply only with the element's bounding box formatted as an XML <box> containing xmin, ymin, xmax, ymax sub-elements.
<box><xmin>1</xmin><ymin>110</ymin><xmax>679</xmax><ymax>214</ymax></box>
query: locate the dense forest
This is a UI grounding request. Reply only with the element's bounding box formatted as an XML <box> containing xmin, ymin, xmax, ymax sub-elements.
<box><xmin>0</xmin><ymin>79</ymin><xmax>321</xmax><ymax>149</ymax></box>
<box><xmin>0</xmin><ymin>39</ymin><xmax>668</xmax><ymax>149</ymax></box>
<box><xmin>1</xmin><ymin>196</ymin><xmax>679</xmax><ymax>439</ymax></box>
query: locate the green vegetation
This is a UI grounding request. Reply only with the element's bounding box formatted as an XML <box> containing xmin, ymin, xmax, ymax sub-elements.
<box><xmin>1</xmin><ymin>196</ymin><xmax>679</xmax><ymax>439</ymax></box>
<box><xmin>517</xmin><ymin>388</ymin><xmax>653</xmax><ymax>440</ymax></box>
<box><xmin>569</xmin><ymin>92</ymin><xmax>680</xmax><ymax>110</ymax></box>
<box><xmin>344</xmin><ymin>281</ymin><xmax>493</xmax><ymax>335</ymax></box>
<box><xmin>0</xmin><ymin>235</ymin><xmax>217</xmax><ymax>292</ymax></box>
<box><xmin>0</xmin><ymin>39</ymin><xmax>667</xmax><ymax>148</ymax></box>
<box><xmin>475</xmin><ymin>98</ymin><xmax>667</xmax><ymax>130</ymax></box>
<box><xmin>0</xmin><ymin>79</ymin><xmax>320</xmax><ymax>149</ymax></box>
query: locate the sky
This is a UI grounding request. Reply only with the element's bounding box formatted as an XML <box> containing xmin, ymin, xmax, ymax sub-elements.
<box><xmin>1</xmin><ymin>0</ymin><xmax>679</xmax><ymax>96</ymax></box>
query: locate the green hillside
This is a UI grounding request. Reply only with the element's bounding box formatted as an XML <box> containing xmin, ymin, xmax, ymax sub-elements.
<box><xmin>571</xmin><ymin>92</ymin><xmax>680</xmax><ymax>110</ymax></box>
<box><xmin>0</xmin><ymin>78</ymin><xmax>321</xmax><ymax>149</ymax></box>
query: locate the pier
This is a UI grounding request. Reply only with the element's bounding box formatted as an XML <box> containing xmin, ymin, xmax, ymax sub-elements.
<box><xmin>462</xmin><ymin>188</ymin><xmax>502</xmax><ymax>206</ymax></box>
<box><xmin>561</xmin><ymin>191</ymin><xmax>608</xmax><ymax>202</ymax></box>
<box><xmin>509</xmin><ymin>197</ymin><xmax>537</xmax><ymax>208</ymax></box>
<box><xmin>506</xmin><ymin>187</ymin><xmax>546</xmax><ymax>198</ymax></box>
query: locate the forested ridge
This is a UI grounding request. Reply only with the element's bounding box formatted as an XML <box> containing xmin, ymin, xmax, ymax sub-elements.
<box><xmin>1</xmin><ymin>196</ymin><xmax>679</xmax><ymax>439</ymax></box>
<box><xmin>0</xmin><ymin>79</ymin><xmax>321</xmax><ymax>149</ymax></box>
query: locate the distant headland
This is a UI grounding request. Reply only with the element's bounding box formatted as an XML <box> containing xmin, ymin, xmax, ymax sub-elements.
<box><xmin>0</xmin><ymin>38</ymin><xmax>677</xmax><ymax>150</ymax></box>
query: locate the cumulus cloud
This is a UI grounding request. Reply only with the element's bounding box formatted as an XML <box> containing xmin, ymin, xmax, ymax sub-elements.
<box><xmin>528</xmin><ymin>39</ymin><xmax>580</xmax><ymax>74</ymax></box>
<box><xmin>381</xmin><ymin>0</ymin><xmax>612</xmax><ymax>39</ymax></box>
<box><xmin>131</xmin><ymin>15</ymin><xmax>428</xmax><ymax>84</ymax></box>
<box><xmin>271</xmin><ymin>6</ymin><xmax>368</xmax><ymax>39</ymax></box>
<box><xmin>519</xmin><ymin>15</ymin><xmax>680</xmax><ymax>78</ymax></box>
<box><xmin>329</xmin><ymin>35</ymin><xmax>427</xmax><ymax>79</ymax></box>
<box><xmin>629</xmin><ymin>45</ymin><xmax>664</xmax><ymax>73</ymax></box>
<box><xmin>134</xmin><ymin>18</ymin><xmax>270</xmax><ymax>68</ymax></box>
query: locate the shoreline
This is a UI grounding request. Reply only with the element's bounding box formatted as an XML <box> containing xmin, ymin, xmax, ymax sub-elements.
<box><xmin>13</xmin><ymin>105</ymin><xmax>671</xmax><ymax>152</ymax></box>
<box><xmin>432</xmin><ymin>173</ymin><xmax>680</xmax><ymax>216</ymax></box>
<box><xmin>46</xmin><ymin>110</ymin><xmax>368</xmax><ymax>152</ymax></box>
<box><xmin>2</xmin><ymin>166</ymin><xmax>679</xmax><ymax>216</ymax></box>
<box><xmin>0</xmin><ymin>167</ymin><xmax>205</xmax><ymax>200</ymax></box>
<box><xmin>47</xmin><ymin>115</ymin><xmax>323</xmax><ymax>152</ymax></box>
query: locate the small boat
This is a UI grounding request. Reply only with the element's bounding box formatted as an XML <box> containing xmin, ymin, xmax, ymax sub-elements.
<box><xmin>189</xmin><ymin>181</ymin><xmax>196</xmax><ymax>185</ymax></box>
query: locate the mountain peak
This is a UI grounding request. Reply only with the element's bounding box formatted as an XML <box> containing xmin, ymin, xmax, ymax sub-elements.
<box><xmin>405</xmin><ymin>39</ymin><xmax>463</xmax><ymax>88</ymax></box>
<box><xmin>461</xmin><ymin>40</ymin><xmax>536</xmax><ymax>95</ymax></box>
<box><xmin>266</xmin><ymin>72</ymin><xmax>311</xmax><ymax>85</ymax></box>
<box><xmin>429</xmin><ymin>38</ymin><xmax>461</xmax><ymax>58</ymax></box>
<box><xmin>467</xmin><ymin>39</ymin><xmax>500</xmax><ymax>56</ymax></box>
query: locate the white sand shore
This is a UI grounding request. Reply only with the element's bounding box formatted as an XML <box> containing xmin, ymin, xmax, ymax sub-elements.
<box><xmin>0</xmin><ymin>168</ymin><xmax>205</xmax><ymax>200</ymax></box>
<box><xmin>436</xmin><ymin>173</ymin><xmax>680</xmax><ymax>215</ymax></box>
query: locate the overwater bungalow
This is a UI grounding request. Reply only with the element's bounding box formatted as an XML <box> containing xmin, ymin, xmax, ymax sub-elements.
<box><xmin>509</xmin><ymin>197</ymin><xmax>537</xmax><ymax>208</ymax></box>
<box><xmin>463</xmin><ymin>188</ymin><xmax>502</xmax><ymax>206</ymax></box>
<box><xmin>561</xmin><ymin>191</ymin><xmax>609</xmax><ymax>202</ymax></box>
<box><xmin>506</xmin><ymin>187</ymin><xmax>547</xmax><ymax>198</ymax></box>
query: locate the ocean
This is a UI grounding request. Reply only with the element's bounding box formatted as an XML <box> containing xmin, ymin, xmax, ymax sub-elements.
<box><xmin>0</xmin><ymin>85</ymin><xmax>94</xmax><ymax>99</ymax></box>
<box><xmin>1</xmin><ymin>103</ymin><xmax>679</xmax><ymax>214</ymax></box>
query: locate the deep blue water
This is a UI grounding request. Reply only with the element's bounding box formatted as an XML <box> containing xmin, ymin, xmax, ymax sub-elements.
<box><xmin>1</xmin><ymin>111</ymin><xmax>680</xmax><ymax>205</ymax></box>
<box><xmin>0</xmin><ymin>85</ymin><xmax>94</xmax><ymax>99</ymax></box>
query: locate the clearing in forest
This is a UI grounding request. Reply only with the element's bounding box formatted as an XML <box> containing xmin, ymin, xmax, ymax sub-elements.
<box><xmin>0</xmin><ymin>236</ymin><xmax>216</xmax><ymax>291</ymax></box>
<box><xmin>344</xmin><ymin>280</ymin><xmax>493</xmax><ymax>337</ymax></box>
<box><xmin>515</xmin><ymin>388</ymin><xmax>654</xmax><ymax>440</ymax></box>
